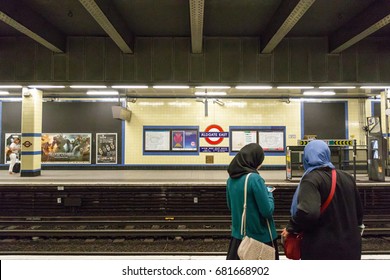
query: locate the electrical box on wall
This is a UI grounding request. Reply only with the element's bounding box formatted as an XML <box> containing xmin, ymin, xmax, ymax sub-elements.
<box><xmin>112</xmin><ymin>106</ymin><xmax>132</xmax><ymax>121</ymax></box>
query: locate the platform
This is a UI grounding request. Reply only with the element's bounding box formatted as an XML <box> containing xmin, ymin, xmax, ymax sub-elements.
<box><xmin>0</xmin><ymin>170</ymin><xmax>390</xmax><ymax>187</ymax></box>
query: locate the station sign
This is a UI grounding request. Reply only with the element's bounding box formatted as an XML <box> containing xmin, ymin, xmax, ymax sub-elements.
<box><xmin>298</xmin><ymin>139</ymin><xmax>354</xmax><ymax>146</ymax></box>
<box><xmin>200</xmin><ymin>147</ymin><xmax>229</xmax><ymax>153</ymax></box>
<box><xmin>200</xmin><ymin>124</ymin><xmax>229</xmax><ymax>145</ymax></box>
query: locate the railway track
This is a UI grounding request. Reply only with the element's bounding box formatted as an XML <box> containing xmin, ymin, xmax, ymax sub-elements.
<box><xmin>0</xmin><ymin>215</ymin><xmax>389</xmax><ymax>238</ymax></box>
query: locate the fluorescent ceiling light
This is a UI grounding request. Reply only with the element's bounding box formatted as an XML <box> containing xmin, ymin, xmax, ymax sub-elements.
<box><xmin>319</xmin><ymin>86</ymin><xmax>356</xmax><ymax>89</ymax></box>
<box><xmin>235</xmin><ymin>86</ymin><xmax>272</xmax><ymax>90</ymax></box>
<box><xmin>360</xmin><ymin>86</ymin><xmax>390</xmax><ymax>89</ymax></box>
<box><xmin>86</xmin><ymin>91</ymin><xmax>118</xmax><ymax>95</ymax></box>
<box><xmin>153</xmin><ymin>85</ymin><xmax>190</xmax><ymax>89</ymax></box>
<box><xmin>303</xmin><ymin>91</ymin><xmax>336</xmax><ymax>96</ymax></box>
<box><xmin>28</xmin><ymin>85</ymin><xmax>65</xmax><ymax>89</ymax></box>
<box><xmin>194</xmin><ymin>91</ymin><xmax>227</xmax><ymax>96</ymax></box>
<box><xmin>0</xmin><ymin>85</ymin><xmax>22</xmax><ymax>88</ymax></box>
<box><xmin>70</xmin><ymin>85</ymin><xmax>107</xmax><ymax>89</ymax></box>
<box><xmin>290</xmin><ymin>98</ymin><xmax>320</xmax><ymax>102</ymax></box>
<box><xmin>0</xmin><ymin>91</ymin><xmax>10</xmax><ymax>95</ymax></box>
<box><xmin>195</xmin><ymin>86</ymin><xmax>231</xmax><ymax>89</ymax></box>
<box><xmin>112</xmin><ymin>85</ymin><xmax>148</xmax><ymax>89</ymax></box>
<box><xmin>277</xmin><ymin>86</ymin><xmax>314</xmax><ymax>89</ymax></box>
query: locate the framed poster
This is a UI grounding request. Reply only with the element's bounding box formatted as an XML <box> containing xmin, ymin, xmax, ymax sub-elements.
<box><xmin>172</xmin><ymin>130</ymin><xmax>198</xmax><ymax>151</ymax></box>
<box><xmin>41</xmin><ymin>133</ymin><xmax>91</xmax><ymax>164</ymax></box>
<box><xmin>96</xmin><ymin>133</ymin><xmax>117</xmax><ymax>164</ymax></box>
<box><xmin>4</xmin><ymin>133</ymin><xmax>21</xmax><ymax>163</ymax></box>
<box><xmin>144</xmin><ymin>130</ymin><xmax>170</xmax><ymax>151</ymax></box>
<box><xmin>231</xmin><ymin>130</ymin><xmax>257</xmax><ymax>152</ymax></box>
<box><xmin>258</xmin><ymin>131</ymin><xmax>285</xmax><ymax>151</ymax></box>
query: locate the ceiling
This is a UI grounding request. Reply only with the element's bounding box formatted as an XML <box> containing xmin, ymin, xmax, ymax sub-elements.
<box><xmin>1</xmin><ymin>0</ymin><xmax>390</xmax><ymax>99</ymax></box>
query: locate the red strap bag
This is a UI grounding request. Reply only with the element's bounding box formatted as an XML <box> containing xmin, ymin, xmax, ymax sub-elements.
<box><xmin>283</xmin><ymin>169</ymin><xmax>337</xmax><ymax>260</ymax></box>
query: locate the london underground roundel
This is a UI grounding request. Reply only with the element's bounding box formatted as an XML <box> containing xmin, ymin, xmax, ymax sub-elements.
<box><xmin>204</xmin><ymin>124</ymin><xmax>225</xmax><ymax>145</ymax></box>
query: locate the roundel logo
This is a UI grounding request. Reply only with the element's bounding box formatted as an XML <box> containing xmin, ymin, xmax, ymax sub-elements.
<box><xmin>204</xmin><ymin>124</ymin><xmax>225</xmax><ymax>145</ymax></box>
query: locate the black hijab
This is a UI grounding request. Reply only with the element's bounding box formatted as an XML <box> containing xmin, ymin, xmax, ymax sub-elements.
<box><xmin>227</xmin><ymin>143</ymin><xmax>265</xmax><ymax>178</ymax></box>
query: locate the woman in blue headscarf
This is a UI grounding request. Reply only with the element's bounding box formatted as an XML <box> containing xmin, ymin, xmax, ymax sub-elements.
<box><xmin>283</xmin><ymin>140</ymin><xmax>364</xmax><ymax>259</ymax></box>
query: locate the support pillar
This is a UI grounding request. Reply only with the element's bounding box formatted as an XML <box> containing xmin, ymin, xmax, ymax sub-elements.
<box><xmin>20</xmin><ymin>88</ymin><xmax>42</xmax><ymax>177</ymax></box>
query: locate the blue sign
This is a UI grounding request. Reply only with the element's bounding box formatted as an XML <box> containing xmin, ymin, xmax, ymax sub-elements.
<box><xmin>200</xmin><ymin>147</ymin><xmax>229</xmax><ymax>153</ymax></box>
<box><xmin>200</xmin><ymin>132</ymin><xmax>229</xmax><ymax>138</ymax></box>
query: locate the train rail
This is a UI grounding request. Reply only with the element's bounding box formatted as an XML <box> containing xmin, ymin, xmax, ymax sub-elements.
<box><xmin>0</xmin><ymin>215</ymin><xmax>389</xmax><ymax>238</ymax></box>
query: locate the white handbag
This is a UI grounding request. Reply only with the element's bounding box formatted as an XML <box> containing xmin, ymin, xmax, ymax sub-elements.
<box><xmin>237</xmin><ymin>173</ymin><xmax>275</xmax><ymax>260</ymax></box>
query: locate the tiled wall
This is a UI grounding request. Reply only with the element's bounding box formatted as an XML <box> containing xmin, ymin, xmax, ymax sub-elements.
<box><xmin>125</xmin><ymin>98</ymin><xmax>369</xmax><ymax>166</ymax></box>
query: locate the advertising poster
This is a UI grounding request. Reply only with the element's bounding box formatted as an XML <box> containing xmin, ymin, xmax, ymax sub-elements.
<box><xmin>41</xmin><ymin>133</ymin><xmax>91</xmax><ymax>164</ymax></box>
<box><xmin>172</xmin><ymin>130</ymin><xmax>198</xmax><ymax>151</ymax></box>
<box><xmin>96</xmin><ymin>133</ymin><xmax>117</xmax><ymax>164</ymax></box>
<box><xmin>4</xmin><ymin>133</ymin><xmax>21</xmax><ymax>163</ymax></box>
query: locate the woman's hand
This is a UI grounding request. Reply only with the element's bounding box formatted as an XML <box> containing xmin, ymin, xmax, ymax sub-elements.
<box><xmin>281</xmin><ymin>228</ymin><xmax>289</xmax><ymax>245</ymax></box>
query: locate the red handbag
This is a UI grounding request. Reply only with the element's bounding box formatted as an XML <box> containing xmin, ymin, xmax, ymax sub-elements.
<box><xmin>283</xmin><ymin>169</ymin><xmax>337</xmax><ymax>260</ymax></box>
<box><xmin>284</xmin><ymin>233</ymin><xmax>303</xmax><ymax>260</ymax></box>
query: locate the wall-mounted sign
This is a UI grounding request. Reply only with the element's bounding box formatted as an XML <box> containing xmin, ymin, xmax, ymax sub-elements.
<box><xmin>200</xmin><ymin>147</ymin><xmax>229</xmax><ymax>153</ymax></box>
<box><xmin>96</xmin><ymin>133</ymin><xmax>117</xmax><ymax>164</ymax></box>
<box><xmin>4</xmin><ymin>133</ymin><xmax>21</xmax><ymax>163</ymax></box>
<box><xmin>200</xmin><ymin>124</ymin><xmax>229</xmax><ymax>145</ymax></box>
<box><xmin>41</xmin><ymin>133</ymin><xmax>91</xmax><ymax>164</ymax></box>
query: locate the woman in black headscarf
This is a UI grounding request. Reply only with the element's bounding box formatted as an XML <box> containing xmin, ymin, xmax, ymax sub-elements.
<box><xmin>226</xmin><ymin>143</ymin><xmax>279</xmax><ymax>260</ymax></box>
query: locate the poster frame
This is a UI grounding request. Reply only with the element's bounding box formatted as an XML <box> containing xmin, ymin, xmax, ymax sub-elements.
<box><xmin>96</xmin><ymin>133</ymin><xmax>118</xmax><ymax>164</ymax></box>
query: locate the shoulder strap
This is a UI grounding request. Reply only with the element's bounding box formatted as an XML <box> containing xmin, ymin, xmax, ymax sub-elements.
<box><xmin>320</xmin><ymin>169</ymin><xmax>337</xmax><ymax>214</ymax></box>
<box><xmin>240</xmin><ymin>173</ymin><xmax>251</xmax><ymax>236</ymax></box>
<box><xmin>240</xmin><ymin>173</ymin><xmax>274</xmax><ymax>247</ymax></box>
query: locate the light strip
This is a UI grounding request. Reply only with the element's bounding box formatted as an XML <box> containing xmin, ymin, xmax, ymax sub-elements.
<box><xmin>303</xmin><ymin>91</ymin><xmax>336</xmax><ymax>96</ymax></box>
<box><xmin>235</xmin><ymin>86</ymin><xmax>272</xmax><ymax>90</ymax></box>
<box><xmin>194</xmin><ymin>91</ymin><xmax>227</xmax><ymax>96</ymax></box>
<box><xmin>86</xmin><ymin>91</ymin><xmax>118</xmax><ymax>96</ymax></box>
<box><xmin>195</xmin><ymin>86</ymin><xmax>231</xmax><ymax>89</ymax></box>
<box><xmin>112</xmin><ymin>85</ymin><xmax>148</xmax><ymax>89</ymax></box>
<box><xmin>277</xmin><ymin>86</ymin><xmax>314</xmax><ymax>89</ymax></box>
<box><xmin>0</xmin><ymin>85</ymin><xmax>22</xmax><ymax>89</ymax></box>
<box><xmin>360</xmin><ymin>86</ymin><xmax>390</xmax><ymax>89</ymax></box>
<box><xmin>153</xmin><ymin>85</ymin><xmax>190</xmax><ymax>89</ymax></box>
<box><xmin>0</xmin><ymin>91</ymin><xmax>10</xmax><ymax>95</ymax></box>
<box><xmin>70</xmin><ymin>85</ymin><xmax>107</xmax><ymax>89</ymax></box>
<box><xmin>319</xmin><ymin>86</ymin><xmax>356</xmax><ymax>89</ymax></box>
<box><xmin>28</xmin><ymin>85</ymin><xmax>65</xmax><ymax>89</ymax></box>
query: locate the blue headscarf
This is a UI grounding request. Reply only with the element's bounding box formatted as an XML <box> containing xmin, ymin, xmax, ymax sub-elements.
<box><xmin>290</xmin><ymin>140</ymin><xmax>335</xmax><ymax>216</ymax></box>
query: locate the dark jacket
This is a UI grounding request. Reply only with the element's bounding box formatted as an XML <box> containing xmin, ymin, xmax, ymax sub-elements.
<box><xmin>287</xmin><ymin>168</ymin><xmax>364</xmax><ymax>260</ymax></box>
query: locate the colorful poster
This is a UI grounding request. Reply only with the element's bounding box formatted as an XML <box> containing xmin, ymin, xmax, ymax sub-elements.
<box><xmin>41</xmin><ymin>133</ymin><xmax>91</xmax><ymax>164</ymax></box>
<box><xmin>4</xmin><ymin>133</ymin><xmax>22</xmax><ymax>163</ymax></box>
<box><xmin>96</xmin><ymin>133</ymin><xmax>117</xmax><ymax>164</ymax></box>
<box><xmin>172</xmin><ymin>130</ymin><xmax>198</xmax><ymax>151</ymax></box>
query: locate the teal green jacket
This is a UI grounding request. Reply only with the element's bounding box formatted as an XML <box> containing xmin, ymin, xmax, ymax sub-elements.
<box><xmin>226</xmin><ymin>172</ymin><xmax>277</xmax><ymax>242</ymax></box>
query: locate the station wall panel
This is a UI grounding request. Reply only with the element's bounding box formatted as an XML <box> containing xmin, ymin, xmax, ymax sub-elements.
<box><xmin>35</xmin><ymin>45</ymin><xmax>52</xmax><ymax>81</ymax></box>
<box><xmin>153</xmin><ymin>38</ymin><xmax>173</xmax><ymax>82</ymax></box>
<box><xmin>173</xmin><ymin>38</ymin><xmax>190</xmax><ymax>82</ymax></box>
<box><xmin>105</xmin><ymin>39</ymin><xmax>122</xmax><ymax>81</ymax></box>
<box><xmin>241</xmin><ymin>38</ymin><xmax>258</xmax><ymax>82</ymax></box>
<box><xmin>204</xmin><ymin>38</ymin><xmax>220</xmax><ymax>82</ymax></box>
<box><xmin>68</xmin><ymin>37</ymin><xmax>85</xmax><ymax>81</ymax></box>
<box><xmin>135</xmin><ymin>38</ymin><xmax>152</xmax><ymax>82</ymax></box>
<box><xmin>220</xmin><ymin>38</ymin><xmax>241</xmax><ymax>82</ymax></box>
<box><xmin>0</xmin><ymin>36</ymin><xmax>390</xmax><ymax>84</ymax></box>
<box><xmin>85</xmin><ymin>37</ymin><xmax>105</xmax><ymax>81</ymax></box>
<box><xmin>15</xmin><ymin>37</ymin><xmax>35</xmax><ymax>81</ymax></box>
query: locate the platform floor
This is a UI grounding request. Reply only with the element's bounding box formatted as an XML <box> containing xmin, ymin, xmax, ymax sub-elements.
<box><xmin>0</xmin><ymin>169</ymin><xmax>389</xmax><ymax>186</ymax></box>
